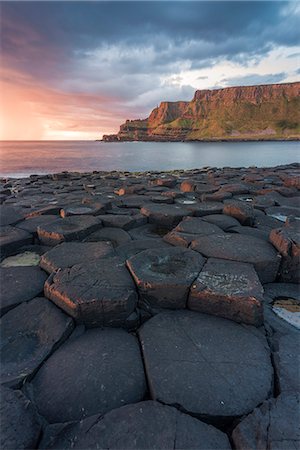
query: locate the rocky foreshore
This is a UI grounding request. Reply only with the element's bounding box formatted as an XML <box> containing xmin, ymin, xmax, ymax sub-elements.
<box><xmin>1</xmin><ymin>163</ymin><xmax>300</xmax><ymax>449</ymax></box>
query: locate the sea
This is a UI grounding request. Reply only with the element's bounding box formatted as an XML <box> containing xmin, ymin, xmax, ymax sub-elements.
<box><xmin>0</xmin><ymin>140</ymin><xmax>299</xmax><ymax>178</ymax></box>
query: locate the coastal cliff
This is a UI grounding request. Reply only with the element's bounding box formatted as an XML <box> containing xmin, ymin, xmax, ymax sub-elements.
<box><xmin>102</xmin><ymin>82</ymin><xmax>300</xmax><ymax>142</ymax></box>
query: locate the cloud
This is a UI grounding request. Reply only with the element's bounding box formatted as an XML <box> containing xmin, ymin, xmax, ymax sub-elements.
<box><xmin>219</xmin><ymin>72</ymin><xmax>288</xmax><ymax>87</ymax></box>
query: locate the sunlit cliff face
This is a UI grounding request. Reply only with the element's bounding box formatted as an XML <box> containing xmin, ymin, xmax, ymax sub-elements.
<box><xmin>0</xmin><ymin>1</ymin><xmax>299</xmax><ymax>140</ymax></box>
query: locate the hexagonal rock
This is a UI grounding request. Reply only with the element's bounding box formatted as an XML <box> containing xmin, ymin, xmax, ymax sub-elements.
<box><xmin>45</xmin><ymin>257</ymin><xmax>137</xmax><ymax>327</ymax></box>
<box><xmin>129</xmin><ymin>223</ymin><xmax>169</xmax><ymax>240</ymax></box>
<box><xmin>232</xmin><ymin>394</ymin><xmax>300</xmax><ymax>450</ymax></box>
<box><xmin>272</xmin><ymin>333</ymin><xmax>300</xmax><ymax>394</ymax></box>
<box><xmin>139</xmin><ymin>311</ymin><xmax>273</xmax><ymax>419</ymax></box>
<box><xmin>266</xmin><ymin>205</ymin><xmax>300</xmax><ymax>222</ymax></box>
<box><xmin>192</xmin><ymin>202</ymin><xmax>224</xmax><ymax>217</ymax></box>
<box><xmin>0</xmin><ymin>387</ymin><xmax>41</xmax><ymax>450</ymax></box>
<box><xmin>40</xmin><ymin>241</ymin><xmax>114</xmax><ymax>274</ymax></box>
<box><xmin>15</xmin><ymin>215</ymin><xmax>58</xmax><ymax>237</ymax></box>
<box><xmin>191</xmin><ymin>233</ymin><xmax>281</xmax><ymax>283</ymax></box>
<box><xmin>0</xmin><ymin>266</ymin><xmax>47</xmax><ymax>316</ymax></box>
<box><xmin>1</xmin><ymin>297</ymin><xmax>73</xmax><ymax>388</ymax></box>
<box><xmin>127</xmin><ymin>248</ymin><xmax>205</xmax><ymax>312</ymax></box>
<box><xmin>37</xmin><ymin>216</ymin><xmax>102</xmax><ymax>246</ymax></box>
<box><xmin>164</xmin><ymin>217</ymin><xmax>224</xmax><ymax>247</ymax></box>
<box><xmin>40</xmin><ymin>401</ymin><xmax>231</xmax><ymax>450</ymax></box>
<box><xmin>0</xmin><ymin>205</ymin><xmax>24</xmax><ymax>226</ymax></box>
<box><xmin>188</xmin><ymin>258</ymin><xmax>264</xmax><ymax>326</ymax></box>
<box><xmin>60</xmin><ymin>204</ymin><xmax>104</xmax><ymax>217</ymax></box>
<box><xmin>0</xmin><ymin>225</ymin><xmax>32</xmax><ymax>258</ymax></box>
<box><xmin>223</xmin><ymin>200</ymin><xmax>255</xmax><ymax>225</ymax></box>
<box><xmin>201</xmin><ymin>214</ymin><xmax>240</xmax><ymax>230</ymax></box>
<box><xmin>83</xmin><ymin>227</ymin><xmax>131</xmax><ymax>247</ymax></box>
<box><xmin>269</xmin><ymin>226</ymin><xmax>300</xmax><ymax>283</ymax></box>
<box><xmin>140</xmin><ymin>204</ymin><xmax>192</xmax><ymax>229</ymax></box>
<box><xmin>96</xmin><ymin>213</ymin><xmax>147</xmax><ymax>230</ymax></box>
<box><xmin>230</xmin><ymin>225</ymin><xmax>269</xmax><ymax>241</ymax></box>
<box><xmin>30</xmin><ymin>328</ymin><xmax>146</xmax><ymax>423</ymax></box>
<box><xmin>116</xmin><ymin>239</ymin><xmax>171</xmax><ymax>261</ymax></box>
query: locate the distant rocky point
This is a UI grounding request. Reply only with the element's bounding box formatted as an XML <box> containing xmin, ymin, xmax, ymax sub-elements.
<box><xmin>102</xmin><ymin>82</ymin><xmax>300</xmax><ymax>142</ymax></box>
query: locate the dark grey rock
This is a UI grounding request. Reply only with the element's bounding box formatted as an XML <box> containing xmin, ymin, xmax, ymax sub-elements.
<box><xmin>141</xmin><ymin>203</ymin><xmax>192</xmax><ymax>228</ymax></box>
<box><xmin>232</xmin><ymin>394</ymin><xmax>300</xmax><ymax>450</ymax></box>
<box><xmin>201</xmin><ymin>214</ymin><xmax>240</xmax><ymax>230</ymax></box>
<box><xmin>269</xmin><ymin>226</ymin><xmax>300</xmax><ymax>283</ymax></box>
<box><xmin>192</xmin><ymin>202</ymin><xmax>224</xmax><ymax>217</ymax></box>
<box><xmin>40</xmin><ymin>241</ymin><xmax>115</xmax><ymax>273</ymax></box>
<box><xmin>188</xmin><ymin>258</ymin><xmax>264</xmax><ymax>326</ymax></box>
<box><xmin>0</xmin><ymin>266</ymin><xmax>47</xmax><ymax>316</ymax></box>
<box><xmin>273</xmin><ymin>332</ymin><xmax>300</xmax><ymax>394</ymax></box>
<box><xmin>16</xmin><ymin>215</ymin><xmax>58</xmax><ymax>237</ymax></box>
<box><xmin>116</xmin><ymin>238</ymin><xmax>171</xmax><ymax>260</ymax></box>
<box><xmin>0</xmin><ymin>205</ymin><xmax>25</xmax><ymax>226</ymax></box>
<box><xmin>127</xmin><ymin>248</ymin><xmax>205</xmax><ymax>312</ymax></box>
<box><xmin>164</xmin><ymin>217</ymin><xmax>224</xmax><ymax>247</ymax></box>
<box><xmin>139</xmin><ymin>310</ymin><xmax>273</xmax><ymax>419</ymax></box>
<box><xmin>40</xmin><ymin>401</ymin><xmax>231</xmax><ymax>450</ymax></box>
<box><xmin>191</xmin><ymin>233</ymin><xmax>281</xmax><ymax>283</ymax></box>
<box><xmin>1</xmin><ymin>297</ymin><xmax>73</xmax><ymax>388</ymax></box>
<box><xmin>30</xmin><ymin>328</ymin><xmax>146</xmax><ymax>423</ymax></box>
<box><xmin>83</xmin><ymin>227</ymin><xmax>131</xmax><ymax>247</ymax></box>
<box><xmin>0</xmin><ymin>225</ymin><xmax>33</xmax><ymax>258</ymax></box>
<box><xmin>0</xmin><ymin>386</ymin><xmax>41</xmax><ymax>449</ymax></box>
<box><xmin>96</xmin><ymin>213</ymin><xmax>147</xmax><ymax>230</ymax></box>
<box><xmin>129</xmin><ymin>223</ymin><xmax>169</xmax><ymax>240</ymax></box>
<box><xmin>37</xmin><ymin>216</ymin><xmax>102</xmax><ymax>246</ymax></box>
<box><xmin>223</xmin><ymin>200</ymin><xmax>255</xmax><ymax>225</ymax></box>
<box><xmin>45</xmin><ymin>257</ymin><xmax>137</xmax><ymax>327</ymax></box>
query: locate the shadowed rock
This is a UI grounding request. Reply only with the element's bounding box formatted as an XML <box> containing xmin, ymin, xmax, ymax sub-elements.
<box><xmin>16</xmin><ymin>215</ymin><xmax>58</xmax><ymax>237</ymax></box>
<box><xmin>223</xmin><ymin>200</ymin><xmax>255</xmax><ymax>225</ymax></box>
<box><xmin>96</xmin><ymin>213</ymin><xmax>147</xmax><ymax>230</ymax></box>
<box><xmin>269</xmin><ymin>225</ymin><xmax>300</xmax><ymax>283</ymax></box>
<box><xmin>201</xmin><ymin>214</ymin><xmax>240</xmax><ymax>231</ymax></box>
<box><xmin>45</xmin><ymin>257</ymin><xmax>137</xmax><ymax>327</ymax></box>
<box><xmin>40</xmin><ymin>241</ymin><xmax>115</xmax><ymax>273</ymax></box>
<box><xmin>273</xmin><ymin>333</ymin><xmax>300</xmax><ymax>394</ymax></box>
<box><xmin>141</xmin><ymin>204</ymin><xmax>192</xmax><ymax>228</ymax></box>
<box><xmin>127</xmin><ymin>248</ymin><xmax>205</xmax><ymax>312</ymax></box>
<box><xmin>83</xmin><ymin>227</ymin><xmax>131</xmax><ymax>247</ymax></box>
<box><xmin>139</xmin><ymin>310</ymin><xmax>273</xmax><ymax>419</ymax></box>
<box><xmin>129</xmin><ymin>223</ymin><xmax>169</xmax><ymax>240</ymax></box>
<box><xmin>191</xmin><ymin>233</ymin><xmax>281</xmax><ymax>283</ymax></box>
<box><xmin>1</xmin><ymin>297</ymin><xmax>73</xmax><ymax>388</ymax></box>
<box><xmin>192</xmin><ymin>202</ymin><xmax>224</xmax><ymax>217</ymax></box>
<box><xmin>37</xmin><ymin>216</ymin><xmax>102</xmax><ymax>246</ymax></box>
<box><xmin>40</xmin><ymin>401</ymin><xmax>231</xmax><ymax>450</ymax></box>
<box><xmin>0</xmin><ymin>226</ymin><xmax>33</xmax><ymax>258</ymax></box>
<box><xmin>30</xmin><ymin>328</ymin><xmax>146</xmax><ymax>423</ymax></box>
<box><xmin>0</xmin><ymin>387</ymin><xmax>41</xmax><ymax>450</ymax></box>
<box><xmin>188</xmin><ymin>258</ymin><xmax>264</xmax><ymax>325</ymax></box>
<box><xmin>232</xmin><ymin>394</ymin><xmax>300</xmax><ymax>450</ymax></box>
<box><xmin>164</xmin><ymin>217</ymin><xmax>224</xmax><ymax>247</ymax></box>
<box><xmin>116</xmin><ymin>239</ymin><xmax>171</xmax><ymax>260</ymax></box>
<box><xmin>0</xmin><ymin>266</ymin><xmax>47</xmax><ymax>316</ymax></box>
<box><xmin>0</xmin><ymin>206</ymin><xmax>24</xmax><ymax>226</ymax></box>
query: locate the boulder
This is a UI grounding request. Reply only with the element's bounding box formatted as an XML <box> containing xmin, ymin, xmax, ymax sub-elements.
<box><xmin>188</xmin><ymin>258</ymin><xmax>264</xmax><ymax>326</ymax></box>
<box><xmin>0</xmin><ymin>266</ymin><xmax>47</xmax><ymax>316</ymax></box>
<box><xmin>0</xmin><ymin>387</ymin><xmax>41</xmax><ymax>450</ymax></box>
<box><xmin>30</xmin><ymin>328</ymin><xmax>146</xmax><ymax>423</ymax></box>
<box><xmin>127</xmin><ymin>248</ymin><xmax>205</xmax><ymax>312</ymax></box>
<box><xmin>37</xmin><ymin>216</ymin><xmax>102</xmax><ymax>246</ymax></box>
<box><xmin>191</xmin><ymin>233</ymin><xmax>281</xmax><ymax>283</ymax></box>
<box><xmin>139</xmin><ymin>310</ymin><xmax>273</xmax><ymax>419</ymax></box>
<box><xmin>40</xmin><ymin>241</ymin><xmax>114</xmax><ymax>273</ymax></box>
<box><xmin>45</xmin><ymin>257</ymin><xmax>137</xmax><ymax>327</ymax></box>
<box><xmin>1</xmin><ymin>297</ymin><xmax>73</xmax><ymax>388</ymax></box>
<box><xmin>40</xmin><ymin>401</ymin><xmax>231</xmax><ymax>450</ymax></box>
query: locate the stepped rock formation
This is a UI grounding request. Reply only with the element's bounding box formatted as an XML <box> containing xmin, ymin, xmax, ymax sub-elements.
<box><xmin>102</xmin><ymin>82</ymin><xmax>300</xmax><ymax>141</ymax></box>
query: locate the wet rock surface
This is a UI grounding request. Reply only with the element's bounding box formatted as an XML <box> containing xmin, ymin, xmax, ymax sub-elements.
<box><xmin>0</xmin><ymin>163</ymin><xmax>299</xmax><ymax>449</ymax></box>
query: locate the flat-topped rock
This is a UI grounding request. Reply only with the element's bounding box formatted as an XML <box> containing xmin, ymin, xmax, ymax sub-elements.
<box><xmin>40</xmin><ymin>241</ymin><xmax>114</xmax><ymax>273</ymax></box>
<box><xmin>232</xmin><ymin>394</ymin><xmax>300</xmax><ymax>450</ymax></box>
<box><xmin>188</xmin><ymin>258</ymin><xmax>264</xmax><ymax>325</ymax></box>
<box><xmin>1</xmin><ymin>297</ymin><xmax>73</xmax><ymax>388</ymax></box>
<box><xmin>0</xmin><ymin>225</ymin><xmax>33</xmax><ymax>258</ymax></box>
<box><xmin>16</xmin><ymin>215</ymin><xmax>58</xmax><ymax>237</ymax></box>
<box><xmin>0</xmin><ymin>251</ymin><xmax>41</xmax><ymax>267</ymax></box>
<box><xmin>273</xmin><ymin>333</ymin><xmax>300</xmax><ymax>394</ymax></box>
<box><xmin>266</xmin><ymin>205</ymin><xmax>300</xmax><ymax>222</ymax></box>
<box><xmin>201</xmin><ymin>214</ymin><xmax>241</xmax><ymax>230</ymax></box>
<box><xmin>129</xmin><ymin>223</ymin><xmax>169</xmax><ymax>240</ymax></box>
<box><xmin>164</xmin><ymin>217</ymin><xmax>224</xmax><ymax>247</ymax></box>
<box><xmin>0</xmin><ymin>205</ymin><xmax>25</xmax><ymax>226</ymax></box>
<box><xmin>45</xmin><ymin>257</ymin><xmax>137</xmax><ymax>327</ymax></box>
<box><xmin>40</xmin><ymin>401</ymin><xmax>231</xmax><ymax>450</ymax></box>
<box><xmin>96</xmin><ymin>213</ymin><xmax>147</xmax><ymax>230</ymax></box>
<box><xmin>191</xmin><ymin>233</ymin><xmax>281</xmax><ymax>283</ymax></box>
<box><xmin>223</xmin><ymin>200</ymin><xmax>255</xmax><ymax>225</ymax></box>
<box><xmin>30</xmin><ymin>328</ymin><xmax>146</xmax><ymax>423</ymax></box>
<box><xmin>141</xmin><ymin>203</ymin><xmax>192</xmax><ymax>228</ymax></box>
<box><xmin>192</xmin><ymin>202</ymin><xmax>224</xmax><ymax>217</ymax></box>
<box><xmin>0</xmin><ymin>387</ymin><xmax>41</xmax><ymax>450</ymax></box>
<box><xmin>83</xmin><ymin>227</ymin><xmax>131</xmax><ymax>247</ymax></box>
<box><xmin>0</xmin><ymin>266</ymin><xmax>47</xmax><ymax>316</ymax></box>
<box><xmin>139</xmin><ymin>310</ymin><xmax>273</xmax><ymax>419</ymax></box>
<box><xmin>37</xmin><ymin>216</ymin><xmax>102</xmax><ymax>246</ymax></box>
<box><xmin>127</xmin><ymin>248</ymin><xmax>205</xmax><ymax>312</ymax></box>
<box><xmin>116</xmin><ymin>239</ymin><xmax>171</xmax><ymax>260</ymax></box>
<box><xmin>269</xmin><ymin>226</ymin><xmax>300</xmax><ymax>283</ymax></box>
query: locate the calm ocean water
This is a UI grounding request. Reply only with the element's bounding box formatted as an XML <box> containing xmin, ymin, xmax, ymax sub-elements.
<box><xmin>0</xmin><ymin>140</ymin><xmax>299</xmax><ymax>178</ymax></box>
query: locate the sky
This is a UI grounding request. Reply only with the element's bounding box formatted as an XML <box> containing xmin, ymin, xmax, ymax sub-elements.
<box><xmin>1</xmin><ymin>1</ymin><xmax>299</xmax><ymax>140</ymax></box>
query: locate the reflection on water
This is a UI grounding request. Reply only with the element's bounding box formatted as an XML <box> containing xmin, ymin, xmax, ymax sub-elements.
<box><xmin>0</xmin><ymin>140</ymin><xmax>299</xmax><ymax>178</ymax></box>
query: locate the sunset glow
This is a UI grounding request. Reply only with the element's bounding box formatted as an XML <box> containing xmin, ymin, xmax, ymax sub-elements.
<box><xmin>1</xmin><ymin>1</ymin><xmax>299</xmax><ymax>140</ymax></box>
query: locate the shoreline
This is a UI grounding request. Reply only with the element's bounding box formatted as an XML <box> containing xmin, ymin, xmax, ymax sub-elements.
<box><xmin>99</xmin><ymin>137</ymin><xmax>300</xmax><ymax>143</ymax></box>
